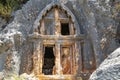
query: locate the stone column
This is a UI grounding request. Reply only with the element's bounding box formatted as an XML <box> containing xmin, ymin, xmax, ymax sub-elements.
<box><xmin>33</xmin><ymin>40</ymin><xmax>41</xmax><ymax>75</ymax></box>
<box><xmin>55</xmin><ymin>8</ymin><xmax>60</xmax><ymax>35</ymax></box>
<box><xmin>55</xmin><ymin>43</ymin><xmax>62</xmax><ymax>74</ymax></box>
<box><xmin>70</xmin><ymin>22</ymin><xmax>75</xmax><ymax>35</ymax></box>
<box><xmin>39</xmin><ymin>41</ymin><xmax>43</xmax><ymax>74</ymax></box>
<box><xmin>40</xmin><ymin>19</ymin><xmax>45</xmax><ymax>35</ymax></box>
<box><xmin>74</xmin><ymin>41</ymin><xmax>81</xmax><ymax>74</ymax></box>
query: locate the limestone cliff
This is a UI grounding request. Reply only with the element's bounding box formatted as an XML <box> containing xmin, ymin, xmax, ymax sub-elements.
<box><xmin>0</xmin><ymin>0</ymin><xmax>119</xmax><ymax>80</ymax></box>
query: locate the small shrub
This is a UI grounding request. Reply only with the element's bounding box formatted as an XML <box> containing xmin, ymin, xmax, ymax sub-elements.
<box><xmin>0</xmin><ymin>0</ymin><xmax>28</xmax><ymax>21</ymax></box>
<box><xmin>0</xmin><ymin>3</ymin><xmax>12</xmax><ymax>21</ymax></box>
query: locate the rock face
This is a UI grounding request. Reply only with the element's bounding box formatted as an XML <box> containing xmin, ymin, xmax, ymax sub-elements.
<box><xmin>0</xmin><ymin>17</ymin><xmax>7</xmax><ymax>31</ymax></box>
<box><xmin>89</xmin><ymin>48</ymin><xmax>120</xmax><ymax>80</ymax></box>
<box><xmin>0</xmin><ymin>0</ymin><xmax>119</xmax><ymax>80</ymax></box>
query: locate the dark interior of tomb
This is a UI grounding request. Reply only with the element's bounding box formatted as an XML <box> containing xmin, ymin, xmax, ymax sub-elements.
<box><xmin>42</xmin><ymin>47</ymin><xmax>55</xmax><ymax>75</ymax></box>
<box><xmin>61</xmin><ymin>23</ymin><xmax>70</xmax><ymax>35</ymax></box>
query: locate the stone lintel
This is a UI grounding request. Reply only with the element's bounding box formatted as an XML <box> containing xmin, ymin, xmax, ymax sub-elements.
<box><xmin>28</xmin><ymin>34</ymin><xmax>84</xmax><ymax>41</ymax></box>
<box><xmin>37</xmin><ymin>75</ymin><xmax>82</xmax><ymax>80</ymax></box>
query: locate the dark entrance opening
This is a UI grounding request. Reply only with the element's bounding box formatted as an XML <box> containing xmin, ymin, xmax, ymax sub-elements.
<box><xmin>42</xmin><ymin>47</ymin><xmax>55</xmax><ymax>75</ymax></box>
<box><xmin>61</xmin><ymin>23</ymin><xmax>70</xmax><ymax>35</ymax></box>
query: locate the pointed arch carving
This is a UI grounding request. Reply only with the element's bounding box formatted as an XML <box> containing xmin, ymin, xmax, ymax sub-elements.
<box><xmin>33</xmin><ymin>3</ymin><xmax>81</xmax><ymax>35</ymax></box>
<box><xmin>26</xmin><ymin>2</ymin><xmax>98</xmax><ymax>80</ymax></box>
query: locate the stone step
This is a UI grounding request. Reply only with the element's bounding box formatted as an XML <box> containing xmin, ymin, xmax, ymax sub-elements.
<box><xmin>37</xmin><ymin>75</ymin><xmax>82</xmax><ymax>80</ymax></box>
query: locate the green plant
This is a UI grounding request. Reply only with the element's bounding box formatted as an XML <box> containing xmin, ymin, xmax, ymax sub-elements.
<box><xmin>0</xmin><ymin>0</ymin><xmax>28</xmax><ymax>21</ymax></box>
<box><xmin>0</xmin><ymin>3</ymin><xmax>12</xmax><ymax>21</ymax></box>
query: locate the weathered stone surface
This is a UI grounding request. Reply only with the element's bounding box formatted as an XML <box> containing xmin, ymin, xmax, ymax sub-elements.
<box><xmin>0</xmin><ymin>72</ymin><xmax>4</xmax><ymax>80</ymax></box>
<box><xmin>0</xmin><ymin>53</ymin><xmax>7</xmax><ymax>71</ymax></box>
<box><xmin>89</xmin><ymin>48</ymin><xmax>120</xmax><ymax>80</ymax></box>
<box><xmin>0</xmin><ymin>17</ymin><xmax>7</xmax><ymax>31</ymax></box>
<box><xmin>88</xmin><ymin>0</ymin><xmax>118</xmax><ymax>57</ymax></box>
<box><xmin>0</xmin><ymin>38</ymin><xmax>13</xmax><ymax>54</ymax></box>
<box><xmin>0</xmin><ymin>0</ymin><xmax>119</xmax><ymax>80</ymax></box>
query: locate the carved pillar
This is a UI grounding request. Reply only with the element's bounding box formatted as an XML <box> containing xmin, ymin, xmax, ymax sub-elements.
<box><xmin>70</xmin><ymin>21</ymin><xmax>75</xmax><ymax>35</ymax></box>
<box><xmin>33</xmin><ymin>40</ymin><xmax>41</xmax><ymax>75</ymax></box>
<box><xmin>55</xmin><ymin>43</ymin><xmax>62</xmax><ymax>74</ymax></box>
<box><xmin>72</xmin><ymin>44</ymin><xmax>76</xmax><ymax>74</ymax></box>
<box><xmin>39</xmin><ymin>41</ymin><xmax>43</xmax><ymax>74</ymax></box>
<box><xmin>55</xmin><ymin>8</ymin><xmax>60</xmax><ymax>35</ymax></box>
<box><xmin>40</xmin><ymin>19</ymin><xmax>45</xmax><ymax>35</ymax></box>
<box><xmin>74</xmin><ymin>41</ymin><xmax>80</xmax><ymax>74</ymax></box>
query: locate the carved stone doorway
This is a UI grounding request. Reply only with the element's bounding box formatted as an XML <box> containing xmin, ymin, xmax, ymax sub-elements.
<box><xmin>42</xmin><ymin>46</ymin><xmax>55</xmax><ymax>75</ymax></box>
<box><xmin>32</xmin><ymin>5</ymin><xmax>82</xmax><ymax>80</ymax></box>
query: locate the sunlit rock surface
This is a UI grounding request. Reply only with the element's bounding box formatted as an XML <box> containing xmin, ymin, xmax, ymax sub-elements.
<box><xmin>89</xmin><ymin>48</ymin><xmax>120</xmax><ymax>80</ymax></box>
<box><xmin>0</xmin><ymin>0</ymin><xmax>119</xmax><ymax>80</ymax></box>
